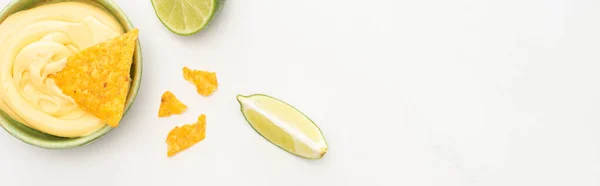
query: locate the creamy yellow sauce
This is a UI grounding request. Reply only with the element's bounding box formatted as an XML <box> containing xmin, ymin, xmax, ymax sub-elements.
<box><xmin>0</xmin><ymin>2</ymin><xmax>124</xmax><ymax>137</ymax></box>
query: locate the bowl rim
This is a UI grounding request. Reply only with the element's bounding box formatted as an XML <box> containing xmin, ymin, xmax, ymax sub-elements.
<box><xmin>0</xmin><ymin>0</ymin><xmax>142</xmax><ymax>149</ymax></box>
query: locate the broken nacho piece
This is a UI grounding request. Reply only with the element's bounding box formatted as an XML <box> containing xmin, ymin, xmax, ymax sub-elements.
<box><xmin>51</xmin><ymin>29</ymin><xmax>139</xmax><ymax>128</ymax></box>
<box><xmin>182</xmin><ymin>67</ymin><xmax>218</xmax><ymax>96</ymax></box>
<box><xmin>166</xmin><ymin>115</ymin><xmax>207</xmax><ymax>157</ymax></box>
<box><xmin>158</xmin><ymin>91</ymin><xmax>188</xmax><ymax>117</ymax></box>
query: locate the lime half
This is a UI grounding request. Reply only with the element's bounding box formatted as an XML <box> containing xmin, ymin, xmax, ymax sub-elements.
<box><xmin>151</xmin><ymin>0</ymin><xmax>220</xmax><ymax>35</ymax></box>
<box><xmin>237</xmin><ymin>94</ymin><xmax>328</xmax><ymax>159</ymax></box>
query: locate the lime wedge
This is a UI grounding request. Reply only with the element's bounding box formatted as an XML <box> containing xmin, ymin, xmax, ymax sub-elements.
<box><xmin>150</xmin><ymin>0</ymin><xmax>220</xmax><ymax>35</ymax></box>
<box><xmin>237</xmin><ymin>94</ymin><xmax>328</xmax><ymax>159</ymax></box>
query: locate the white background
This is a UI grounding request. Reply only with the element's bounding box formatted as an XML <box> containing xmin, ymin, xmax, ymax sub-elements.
<box><xmin>1</xmin><ymin>0</ymin><xmax>599</xmax><ymax>185</ymax></box>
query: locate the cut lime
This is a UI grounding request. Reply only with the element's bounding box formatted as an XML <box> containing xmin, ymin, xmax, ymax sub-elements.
<box><xmin>237</xmin><ymin>94</ymin><xmax>328</xmax><ymax>159</ymax></box>
<box><xmin>150</xmin><ymin>0</ymin><xmax>220</xmax><ymax>35</ymax></box>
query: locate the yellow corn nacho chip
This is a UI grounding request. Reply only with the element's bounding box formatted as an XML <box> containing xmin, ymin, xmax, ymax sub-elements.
<box><xmin>182</xmin><ymin>67</ymin><xmax>218</xmax><ymax>96</ymax></box>
<box><xmin>158</xmin><ymin>91</ymin><xmax>188</xmax><ymax>117</ymax></box>
<box><xmin>51</xmin><ymin>29</ymin><xmax>139</xmax><ymax>128</ymax></box>
<box><xmin>166</xmin><ymin>115</ymin><xmax>207</xmax><ymax>157</ymax></box>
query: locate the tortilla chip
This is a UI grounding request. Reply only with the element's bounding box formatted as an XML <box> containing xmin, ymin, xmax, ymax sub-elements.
<box><xmin>166</xmin><ymin>115</ymin><xmax>207</xmax><ymax>157</ymax></box>
<box><xmin>182</xmin><ymin>67</ymin><xmax>218</xmax><ymax>96</ymax></box>
<box><xmin>158</xmin><ymin>91</ymin><xmax>188</xmax><ymax>117</ymax></box>
<box><xmin>51</xmin><ymin>29</ymin><xmax>139</xmax><ymax>128</ymax></box>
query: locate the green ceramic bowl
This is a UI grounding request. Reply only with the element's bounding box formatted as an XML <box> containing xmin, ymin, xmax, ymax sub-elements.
<box><xmin>0</xmin><ymin>0</ymin><xmax>142</xmax><ymax>149</ymax></box>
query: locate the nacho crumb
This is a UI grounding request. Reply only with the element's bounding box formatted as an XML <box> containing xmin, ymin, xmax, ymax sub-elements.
<box><xmin>166</xmin><ymin>115</ymin><xmax>207</xmax><ymax>157</ymax></box>
<box><xmin>182</xmin><ymin>67</ymin><xmax>218</xmax><ymax>96</ymax></box>
<box><xmin>158</xmin><ymin>91</ymin><xmax>188</xmax><ymax>117</ymax></box>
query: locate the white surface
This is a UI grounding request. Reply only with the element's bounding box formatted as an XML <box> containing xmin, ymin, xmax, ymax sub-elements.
<box><xmin>0</xmin><ymin>0</ymin><xmax>599</xmax><ymax>185</ymax></box>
